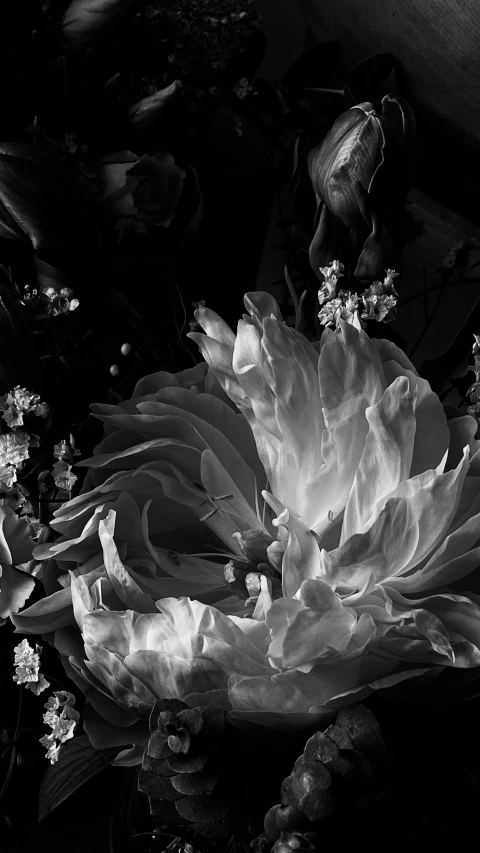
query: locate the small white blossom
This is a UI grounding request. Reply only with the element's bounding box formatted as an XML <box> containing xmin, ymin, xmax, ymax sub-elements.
<box><xmin>40</xmin><ymin>691</ymin><xmax>79</xmax><ymax>763</ymax></box>
<box><xmin>0</xmin><ymin>386</ymin><xmax>48</xmax><ymax>428</ymax></box>
<box><xmin>13</xmin><ymin>639</ymin><xmax>50</xmax><ymax>695</ymax></box>
<box><xmin>52</xmin><ymin>459</ymin><xmax>78</xmax><ymax>491</ymax></box>
<box><xmin>0</xmin><ymin>433</ymin><xmax>30</xmax><ymax>468</ymax></box>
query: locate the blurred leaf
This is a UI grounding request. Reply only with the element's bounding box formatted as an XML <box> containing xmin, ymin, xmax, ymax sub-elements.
<box><xmin>0</xmin><ymin>278</ymin><xmax>29</xmax><ymax>386</ymax></box>
<box><xmin>281</xmin><ymin>41</ymin><xmax>342</xmax><ymax>95</ymax></box>
<box><xmin>62</xmin><ymin>0</ymin><xmax>135</xmax><ymax>48</ymax></box>
<box><xmin>176</xmin><ymin>165</ymin><xmax>204</xmax><ymax>248</ymax></box>
<box><xmin>38</xmin><ymin>735</ymin><xmax>119</xmax><ymax>821</ymax></box>
<box><xmin>128</xmin><ymin>81</ymin><xmax>181</xmax><ymax>132</ymax></box>
<box><xmin>0</xmin><ymin>144</ymin><xmax>74</xmax><ymax>250</ymax></box>
<box><xmin>289</xmin><ymin>133</ymin><xmax>319</xmax><ymax>252</ymax></box>
<box><xmin>344</xmin><ymin>53</ymin><xmax>398</xmax><ymax>105</ymax></box>
<box><xmin>221</xmin><ymin>28</ymin><xmax>268</xmax><ymax>87</ymax></box>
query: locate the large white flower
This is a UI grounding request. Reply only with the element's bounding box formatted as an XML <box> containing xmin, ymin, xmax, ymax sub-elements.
<box><xmin>189</xmin><ymin>291</ymin><xmax>480</xmax><ymax>686</ymax></box>
<box><xmin>12</xmin><ymin>291</ymin><xmax>480</xmax><ymax>751</ymax></box>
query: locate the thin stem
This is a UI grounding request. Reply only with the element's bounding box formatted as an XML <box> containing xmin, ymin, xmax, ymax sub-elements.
<box><xmin>408</xmin><ymin>273</ymin><xmax>447</xmax><ymax>360</ymax></box>
<box><xmin>398</xmin><ymin>277</ymin><xmax>480</xmax><ymax>308</ymax></box>
<box><xmin>0</xmin><ymin>687</ymin><xmax>23</xmax><ymax>804</ymax></box>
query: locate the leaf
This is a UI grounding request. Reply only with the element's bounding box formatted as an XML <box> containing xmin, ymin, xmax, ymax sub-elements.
<box><xmin>344</xmin><ymin>53</ymin><xmax>398</xmax><ymax>105</ymax></box>
<box><xmin>221</xmin><ymin>28</ymin><xmax>268</xmax><ymax>87</ymax></box>
<box><xmin>176</xmin><ymin>165</ymin><xmax>204</xmax><ymax>248</ymax></box>
<box><xmin>281</xmin><ymin>42</ymin><xmax>342</xmax><ymax>95</ymax></box>
<box><xmin>62</xmin><ymin>0</ymin><xmax>135</xmax><ymax>48</ymax></box>
<box><xmin>128</xmin><ymin>81</ymin><xmax>181</xmax><ymax>132</ymax></box>
<box><xmin>38</xmin><ymin>735</ymin><xmax>119</xmax><ymax>821</ymax></box>
<box><xmin>289</xmin><ymin>132</ymin><xmax>320</xmax><ymax>252</ymax></box>
<box><xmin>0</xmin><ymin>280</ymin><xmax>28</xmax><ymax>386</ymax></box>
<box><xmin>0</xmin><ymin>144</ymin><xmax>74</xmax><ymax>250</ymax></box>
<box><xmin>174</xmin><ymin>794</ymin><xmax>232</xmax><ymax>823</ymax></box>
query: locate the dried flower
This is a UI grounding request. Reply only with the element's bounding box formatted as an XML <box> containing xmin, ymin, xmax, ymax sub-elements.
<box><xmin>0</xmin><ymin>386</ymin><xmax>48</xmax><ymax>428</ymax></box>
<box><xmin>233</xmin><ymin>77</ymin><xmax>254</xmax><ymax>100</ymax></box>
<box><xmin>52</xmin><ymin>460</ymin><xmax>78</xmax><ymax>492</ymax></box>
<box><xmin>0</xmin><ymin>432</ymin><xmax>30</xmax><ymax>469</ymax></box>
<box><xmin>318</xmin><ymin>260</ymin><xmax>345</xmax><ymax>305</ymax></box>
<box><xmin>53</xmin><ymin>435</ymin><xmax>81</xmax><ymax>466</ymax></box>
<box><xmin>40</xmin><ymin>690</ymin><xmax>79</xmax><ymax>763</ymax></box>
<box><xmin>13</xmin><ymin>639</ymin><xmax>50</xmax><ymax>695</ymax></box>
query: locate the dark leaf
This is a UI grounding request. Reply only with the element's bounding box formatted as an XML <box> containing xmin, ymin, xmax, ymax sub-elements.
<box><xmin>344</xmin><ymin>54</ymin><xmax>398</xmax><ymax>105</ymax></box>
<box><xmin>138</xmin><ymin>769</ymin><xmax>183</xmax><ymax>801</ymax></box>
<box><xmin>281</xmin><ymin>42</ymin><xmax>342</xmax><ymax>94</ymax></box>
<box><xmin>176</xmin><ymin>165</ymin><xmax>204</xmax><ymax>249</ymax></box>
<box><xmin>38</xmin><ymin>735</ymin><xmax>119</xmax><ymax>821</ymax></box>
<box><xmin>222</xmin><ymin>28</ymin><xmax>268</xmax><ymax>87</ymax></box>
<box><xmin>174</xmin><ymin>794</ymin><xmax>232</xmax><ymax>823</ymax></box>
<box><xmin>289</xmin><ymin>133</ymin><xmax>319</xmax><ymax>252</ymax></box>
<box><xmin>148</xmin><ymin>801</ymin><xmax>183</xmax><ymax>823</ymax></box>
<box><xmin>62</xmin><ymin>0</ymin><xmax>135</xmax><ymax>48</ymax></box>
<box><xmin>170</xmin><ymin>771</ymin><xmax>218</xmax><ymax>796</ymax></box>
<box><xmin>142</xmin><ymin>755</ymin><xmax>176</xmax><ymax>777</ymax></box>
<box><xmin>0</xmin><ymin>278</ymin><xmax>31</xmax><ymax>386</ymax></box>
<box><xmin>0</xmin><ymin>144</ymin><xmax>74</xmax><ymax>250</ymax></box>
<box><xmin>166</xmin><ymin>744</ymin><xmax>210</xmax><ymax>774</ymax></box>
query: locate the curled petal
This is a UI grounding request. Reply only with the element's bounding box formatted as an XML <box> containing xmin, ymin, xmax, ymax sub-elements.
<box><xmin>342</xmin><ymin>375</ymin><xmax>416</xmax><ymax>540</ymax></box>
<box><xmin>263</xmin><ymin>496</ymin><xmax>322</xmax><ymax>598</ymax></box>
<box><xmin>266</xmin><ymin>578</ymin><xmax>357</xmax><ymax>671</ymax></box>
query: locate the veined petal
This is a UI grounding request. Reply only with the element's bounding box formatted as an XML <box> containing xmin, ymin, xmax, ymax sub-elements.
<box><xmin>259</xmin><ymin>318</ymin><xmax>325</xmax><ymax>505</ymax></box>
<box><xmin>386</xmin><ymin>508</ymin><xmax>480</xmax><ymax>593</ymax></box>
<box><xmin>243</xmin><ymin>291</ymin><xmax>283</xmax><ymax>327</ymax></box>
<box><xmin>232</xmin><ymin>319</ymin><xmax>278</xmax><ymax>435</ymax></box>
<box><xmin>446</xmin><ymin>416</ymin><xmax>480</xmax><ymax>471</ymax></box>
<box><xmin>263</xmin><ymin>497</ymin><xmax>322</xmax><ymax>598</ymax></box>
<box><xmin>320</xmin><ymin>497</ymin><xmax>419</xmax><ymax>591</ymax></box>
<box><xmin>266</xmin><ymin>578</ymin><xmax>357</xmax><ymax>671</ymax></box>
<box><xmin>378</xmin><ymin>361</ymin><xmax>449</xmax><ymax>476</ymax></box>
<box><xmin>342</xmin><ymin>375</ymin><xmax>416</xmax><ymax>541</ymax></box>
<box><xmin>382</xmin><ymin>446</ymin><xmax>470</xmax><ymax>575</ymax></box>
<box><xmin>132</xmin><ymin>362</ymin><xmax>208</xmax><ymax>397</ymax></box>
<box><xmin>98</xmin><ymin>513</ymin><xmax>159</xmax><ymax>613</ymax></box>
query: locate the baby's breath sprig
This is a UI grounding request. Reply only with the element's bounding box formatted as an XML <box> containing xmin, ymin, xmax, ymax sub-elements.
<box><xmin>12</xmin><ymin>639</ymin><xmax>50</xmax><ymax>696</ymax></box>
<box><xmin>39</xmin><ymin>691</ymin><xmax>80</xmax><ymax>764</ymax></box>
<box><xmin>317</xmin><ymin>262</ymin><xmax>400</xmax><ymax>330</ymax></box>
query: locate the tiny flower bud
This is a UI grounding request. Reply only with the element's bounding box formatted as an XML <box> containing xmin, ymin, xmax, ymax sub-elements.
<box><xmin>110</xmin><ymin>364</ymin><xmax>120</xmax><ymax>377</ymax></box>
<box><xmin>245</xmin><ymin>572</ymin><xmax>262</xmax><ymax>597</ymax></box>
<box><xmin>120</xmin><ymin>343</ymin><xmax>132</xmax><ymax>356</ymax></box>
<box><xmin>232</xmin><ymin>529</ymin><xmax>274</xmax><ymax>566</ymax></box>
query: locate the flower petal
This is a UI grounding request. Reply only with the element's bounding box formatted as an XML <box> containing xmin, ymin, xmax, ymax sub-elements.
<box><xmin>342</xmin><ymin>375</ymin><xmax>416</xmax><ymax>541</ymax></box>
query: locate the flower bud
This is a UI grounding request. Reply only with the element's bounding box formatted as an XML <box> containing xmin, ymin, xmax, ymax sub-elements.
<box><xmin>245</xmin><ymin>572</ymin><xmax>262</xmax><ymax>598</ymax></box>
<box><xmin>110</xmin><ymin>364</ymin><xmax>120</xmax><ymax>377</ymax></box>
<box><xmin>120</xmin><ymin>342</ymin><xmax>131</xmax><ymax>356</ymax></box>
<box><xmin>307</xmin><ymin>95</ymin><xmax>416</xmax><ymax>280</ymax></box>
<box><xmin>232</xmin><ymin>529</ymin><xmax>274</xmax><ymax>566</ymax></box>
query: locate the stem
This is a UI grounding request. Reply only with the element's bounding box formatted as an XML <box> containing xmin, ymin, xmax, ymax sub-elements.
<box><xmin>298</xmin><ymin>86</ymin><xmax>345</xmax><ymax>95</ymax></box>
<box><xmin>408</xmin><ymin>273</ymin><xmax>447</xmax><ymax>360</ymax></box>
<box><xmin>398</xmin><ymin>277</ymin><xmax>480</xmax><ymax>308</ymax></box>
<box><xmin>0</xmin><ymin>688</ymin><xmax>23</xmax><ymax>804</ymax></box>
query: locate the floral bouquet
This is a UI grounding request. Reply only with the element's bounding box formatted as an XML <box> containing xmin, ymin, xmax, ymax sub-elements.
<box><xmin>2</xmin><ymin>256</ymin><xmax>479</xmax><ymax>849</ymax></box>
<box><xmin>2</xmin><ymin>3</ymin><xmax>480</xmax><ymax>852</ymax></box>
